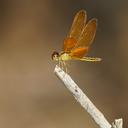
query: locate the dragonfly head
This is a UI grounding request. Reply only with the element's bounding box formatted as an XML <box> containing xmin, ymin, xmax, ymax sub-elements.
<box><xmin>51</xmin><ymin>51</ymin><xmax>59</xmax><ymax>61</ymax></box>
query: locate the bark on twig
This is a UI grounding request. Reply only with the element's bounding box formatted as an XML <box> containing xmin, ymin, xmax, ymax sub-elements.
<box><xmin>54</xmin><ymin>65</ymin><xmax>123</xmax><ymax>128</ymax></box>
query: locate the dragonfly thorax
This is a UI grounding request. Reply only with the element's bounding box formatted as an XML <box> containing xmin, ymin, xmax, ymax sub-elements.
<box><xmin>52</xmin><ymin>51</ymin><xmax>71</xmax><ymax>61</ymax></box>
<box><xmin>60</xmin><ymin>53</ymin><xmax>71</xmax><ymax>61</ymax></box>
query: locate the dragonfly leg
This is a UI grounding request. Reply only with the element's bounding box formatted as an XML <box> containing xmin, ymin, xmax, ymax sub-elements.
<box><xmin>63</xmin><ymin>61</ymin><xmax>68</xmax><ymax>74</ymax></box>
<box><xmin>58</xmin><ymin>60</ymin><xmax>61</xmax><ymax>67</ymax></box>
<box><xmin>58</xmin><ymin>60</ymin><xmax>68</xmax><ymax>74</ymax></box>
<box><xmin>58</xmin><ymin>60</ymin><xmax>64</xmax><ymax>71</ymax></box>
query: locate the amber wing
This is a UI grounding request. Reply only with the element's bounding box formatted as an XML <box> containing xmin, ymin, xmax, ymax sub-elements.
<box><xmin>75</xmin><ymin>18</ymin><xmax>97</xmax><ymax>48</ymax></box>
<box><xmin>63</xmin><ymin>10</ymin><xmax>86</xmax><ymax>52</ymax></box>
<box><xmin>68</xmin><ymin>10</ymin><xmax>87</xmax><ymax>41</ymax></box>
<box><xmin>70</xmin><ymin>18</ymin><xmax>97</xmax><ymax>58</ymax></box>
<box><xmin>70</xmin><ymin>47</ymin><xmax>88</xmax><ymax>58</ymax></box>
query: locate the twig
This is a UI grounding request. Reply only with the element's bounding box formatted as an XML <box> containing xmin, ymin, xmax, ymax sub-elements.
<box><xmin>112</xmin><ymin>119</ymin><xmax>123</xmax><ymax>128</ymax></box>
<box><xmin>54</xmin><ymin>65</ymin><xmax>123</xmax><ymax>128</ymax></box>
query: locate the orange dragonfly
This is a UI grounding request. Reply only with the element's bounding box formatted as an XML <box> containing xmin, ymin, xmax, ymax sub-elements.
<box><xmin>52</xmin><ymin>10</ymin><xmax>101</xmax><ymax>70</ymax></box>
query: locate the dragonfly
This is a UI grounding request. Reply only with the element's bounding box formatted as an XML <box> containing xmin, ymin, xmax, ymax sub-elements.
<box><xmin>51</xmin><ymin>10</ymin><xmax>101</xmax><ymax>71</ymax></box>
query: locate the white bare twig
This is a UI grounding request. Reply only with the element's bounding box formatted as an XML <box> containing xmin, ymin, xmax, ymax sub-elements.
<box><xmin>54</xmin><ymin>65</ymin><xmax>123</xmax><ymax>128</ymax></box>
<box><xmin>112</xmin><ymin>119</ymin><xmax>123</xmax><ymax>128</ymax></box>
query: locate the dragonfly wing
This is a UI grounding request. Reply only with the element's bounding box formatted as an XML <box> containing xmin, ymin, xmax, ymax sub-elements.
<box><xmin>70</xmin><ymin>47</ymin><xmax>88</xmax><ymax>58</ymax></box>
<box><xmin>63</xmin><ymin>10</ymin><xmax>87</xmax><ymax>53</ymax></box>
<box><xmin>63</xmin><ymin>37</ymin><xmax>77</xmax><ymax>53</ymax></box>
<box><xmin>75</xmin><ymin>18</ymin><xmax>97</xmax><ymax>48</ymax></box>
<box><xmin>68</xmin><ymin>10</ymin><xmax>87</xmax><ymax>41</ymax></box>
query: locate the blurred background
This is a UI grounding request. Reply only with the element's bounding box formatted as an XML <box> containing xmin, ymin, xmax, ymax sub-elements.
<box><xmin>0</xmin><ymin>0</ymin><xmax>127</xmax><ymax>128</ymax></box>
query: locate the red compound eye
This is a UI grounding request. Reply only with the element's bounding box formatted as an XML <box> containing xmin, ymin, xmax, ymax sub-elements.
<box><xmin>51</xmin><ymin>51</ymin><xmax>59</xmax><ymax>60</ymax></box>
